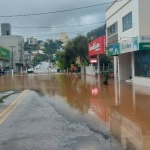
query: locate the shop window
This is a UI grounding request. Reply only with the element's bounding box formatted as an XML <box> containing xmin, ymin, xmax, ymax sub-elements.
<box><xmin>134</xmin><ymin>51</ymin><xmax>150</xmax><ymax>77</ymax></box>
<box><xmin>122</xmin><ymin>12</ymin><xmax>132</xmax><ymax>31</ymax></box>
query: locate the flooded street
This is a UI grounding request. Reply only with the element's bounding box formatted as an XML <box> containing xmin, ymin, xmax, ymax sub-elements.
<box><xmin>0</xmin><ymin>73</ymin><xmax>150</xmax><ymax>150</ymax></box>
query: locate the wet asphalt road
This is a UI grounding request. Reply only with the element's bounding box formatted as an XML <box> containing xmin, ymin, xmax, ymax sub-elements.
<box><xmin>0</xmin><ymin>73</ymin><xmax>150</xmax><ymax>150</ymax></box>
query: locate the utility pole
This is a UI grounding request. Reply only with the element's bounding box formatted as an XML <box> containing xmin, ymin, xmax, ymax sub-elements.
<box><xmin>9</xmin><ymin>46</ymin><xmax>15</xmax><ymax>75</ymax></box>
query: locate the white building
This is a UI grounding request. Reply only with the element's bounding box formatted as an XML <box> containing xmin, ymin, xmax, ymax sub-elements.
<box><xmin>0</xmin><ymin>35</ymin><xmax>25</xmax><ymax>72</ymax></box>
<box><xmin>26</xmin><ymin>36</ymin><xmax>37</xmax><ymax>45</ymax></box>
<box><xmin>106</xmin><ymin>0</ymin><xmax>150</xmax><ymax>87</ymax></box>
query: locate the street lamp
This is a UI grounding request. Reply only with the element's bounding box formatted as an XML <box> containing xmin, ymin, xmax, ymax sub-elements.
<box><xmin>9</xmin><ymin>46</ymin><xmax>15</xmax><ymax>75</ymax></box>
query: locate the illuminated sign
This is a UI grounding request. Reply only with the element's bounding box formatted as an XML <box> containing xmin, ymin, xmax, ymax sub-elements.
<box><xmin>90</xmin><ymin>58</ymin><xmax>97</xmax><ymax>63</ymax></box>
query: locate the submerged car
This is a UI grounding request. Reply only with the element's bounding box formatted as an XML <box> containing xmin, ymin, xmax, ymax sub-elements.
<box><xmin>27</xmin><ymin>68</ymin><xmax>34</xmax><ymax>73</ymax></box>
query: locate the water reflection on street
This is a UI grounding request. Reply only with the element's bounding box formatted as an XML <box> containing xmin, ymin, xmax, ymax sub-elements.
<box><xmin>0</xmin><ymin>73</ymin><xmax>150</xmax><ymax>149</ymax></box>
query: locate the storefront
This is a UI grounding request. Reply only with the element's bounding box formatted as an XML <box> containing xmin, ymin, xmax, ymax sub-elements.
<box><xmin>88</xmin><ymin>35</ymin><xmax>106</xmax><ymax>74</ymax></box>
<box><xmin>0</xmin><ymin>46</ymin><xmax>10</xmax><ymax>71</ymax></box>
<box><xmin>106</xmin><ymin>35</ymin><xmax>150</xmax><ymax>87</ymax></box>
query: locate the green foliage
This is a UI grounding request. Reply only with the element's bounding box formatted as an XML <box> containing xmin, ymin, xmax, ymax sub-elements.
<box><xmin>100</xmin><ymin>56</ymin><xmax>111</xmax><ymax>66</ymax></box>
<box><xmin>24</xmin><ymin>42</ymin><xmax>38</xmax><ymax>53</ymax></box>
<box><xmin>44</xmin><ymin>40</ymin><xmax>63</xmax><ymax>56</ymax></box>
<box><xmin>32</xmin><ymin>54</ymin><xmax>47</xmax><ymax>66</ymax></box>
<box><xmin>56</xmin><ymin>51</ymin><xmax>67</xmax><ymax>70</ymax></box>
<box><xmin>102</xmin><ymin>70</ymin><xmax>110</xmax><ymax>81</ymax></box>
<box><xmin>63</xmin><ymin>35</ymin><xmax>89</xmax><ymax>68</ymax></box>
<box><xmin>27</xmin><ymin>24</ymin><xmax>107</xmax><ymax>70</ymax></box>
<box><xmin>87</xmin><ymin>24</ymin><xmax>106</xmax><ymax>42</ymax></box>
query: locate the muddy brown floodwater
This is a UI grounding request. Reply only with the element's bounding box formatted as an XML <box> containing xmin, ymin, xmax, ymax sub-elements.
<box><xmin>0</xmin><ymin>73</ymin><xmax>150</xmax><ymax>150</ymax></box>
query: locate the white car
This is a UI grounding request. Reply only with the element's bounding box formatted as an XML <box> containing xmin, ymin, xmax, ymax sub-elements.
<box><xmin>27</xmin><ymin>68</ymin><xmax>34</xmax><ymax>73</ymax></box>
<box><xmin>36</xmin><ymin>65</ymin><xmax>40</xmax><ymax>69</ymax></box>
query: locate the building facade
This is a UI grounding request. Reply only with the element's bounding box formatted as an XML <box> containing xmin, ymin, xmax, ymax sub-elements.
<box><xmin>106</xmin><ymin>0</ymin><xmax>150</xmax><ymax>87</ymax></box>
<box><xmin>1</xmin><ymin>23</ymin><xmax>11</xmax><ymax>36</ymax></box>
<box><xmin>0</xmin><ymin>35</ymin><xmax>25</xmax><ymax>72</ymax></box>
<box><xmin>26</xmin><ymin>36</ymin><xmax>37</xmax><ymax>45</ymax></box>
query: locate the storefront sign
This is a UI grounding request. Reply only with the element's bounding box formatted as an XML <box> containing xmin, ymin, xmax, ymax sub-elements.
<box><xmin>120</xmin><ymin>36</ymin><xmax>138</xmax><ymax>53</ymax></box>
<box><xmin>0</xmin><ymin>46</ymin><xmax>10</xmax><ymax>60</ymax></box>
<box><xmin>88</xmin><ymin>36</ymin><xmax>106</xmax><ymax>56</ymax></box>
<box><xmin>139</xmin><ymin>35</ymin><xmax>150</xmax><ymax>43</ymax></box>
<box><xmin>139</xmin><ymin>42</ymin><xmax>150</xmax><ymax>50</ymax></box>
<box><xmin>106</xmin><ymin>43</ymin><xmax>120</xmax><ymax>56</ymax></box>
<box><xmin>90</xmin><ymin>58</ymin><xmax>97</xmax><ymax>63</ymax></box>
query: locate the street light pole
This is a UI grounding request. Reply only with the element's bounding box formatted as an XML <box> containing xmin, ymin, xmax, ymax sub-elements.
<box><xmin>9</xmin><ymin>46</ymin><xmax>15</xmax><ymax>75</ymax></box>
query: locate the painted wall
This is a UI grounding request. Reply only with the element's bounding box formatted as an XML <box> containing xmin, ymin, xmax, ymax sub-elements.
<box><xmin>118</xmin><ymin>53</ymin><xmax>130</xmax><ymax>81</ymax></box>
<box><xmin>106</xmin><ymin>0</ymin><xmax>139</xmax><ymax>42</ymax></box>
<box><xmin>133</xmin><ymin>77</ymin><xmax>150</xmax><ymax>87</ymax></box>
<box><xmin>106</xmin><ymin>0</ymin><xmax>131</xmax><ymax>20</ymax></box>
<box><xmin>139</xmin><ymin>0</ymin><xmax>150</xmax><ymax>35</ymax></box>
<box><xmin>85</xmin><ymin>65</ymin><xmax>95</xmax><ymax>76</ymax></box>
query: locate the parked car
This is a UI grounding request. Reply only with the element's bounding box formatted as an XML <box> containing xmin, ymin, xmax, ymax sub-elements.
<box><xmin>27</xmin><ymin>68</ymin><xmax>34</xmax><ymax>73</ymax></box>
<box><xmin>36</xmin><ymin>64</ymin><xmax>40</xmax><ymax>69</ymax></box>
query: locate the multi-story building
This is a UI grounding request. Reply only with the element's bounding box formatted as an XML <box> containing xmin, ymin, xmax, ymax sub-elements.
<box><xmin>1</xmin><ymin>23</ymin><xmax>11</xmax><ymax>36</ymax></box>
<box><xmin>106</xmin><ymin>0</ymin><xmax>150</xmax><ymax>87</ymax></box>
<box><xmin>26</xmin><ymin>36</ymin><xmax>37</xmax><ymax>45</ymax></box>
<box><xmin>0</xmin><ymin>35</ymin><xmax>25</xmax><ymax>72</ymax></box>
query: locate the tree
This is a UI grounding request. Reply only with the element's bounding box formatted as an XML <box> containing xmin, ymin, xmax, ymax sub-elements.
<box><xmin>56</xmin><ymin>51</ymin><xmax>66</xmax><ymax>70</ymax></box>
<box><xmin>57</xmin><ymin>35</ymin><xmax>90</xmax><ymax>70</ymax></box>
<box><xmin>72</xmin><ymin>35</ymin><xmax>89</xmax><ymax>66</ymax></box>
<box><xmin>44</xmin><ymin>40</ymin><xmax>63</xmax><ymax>56</ymax></box>
<box><xmin>32</xmin><ymin>54</ymin><xmax>47</xmax><ymax>66</ymax></box>
<box><xmin>87</xmin><ymin>24</ymin><xmax>106</xmax><ymax>42</ymax></box>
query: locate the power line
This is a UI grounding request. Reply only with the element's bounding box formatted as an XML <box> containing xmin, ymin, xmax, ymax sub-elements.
<box><xmin>0</xmin><ymin>1</ymin><xmax>117</xmax><ymax>18</ymax></box>
<box><xmin>13</xmin><ymin>24</ymin><xmax>105</xmax><ymax>36</ymax></box>
<box><xmin>12</xmin><ymin>22</ymin><xmax>105</xmax><ymax>29</ymax></box>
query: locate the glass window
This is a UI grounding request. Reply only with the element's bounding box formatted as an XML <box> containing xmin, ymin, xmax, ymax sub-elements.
<box><xmin>134</xmin><ymin>51</ymin><xmax>150</xmax><ymax>78</ymax></box>
<box><xmin>123</xmin><ymin>12</ymin><xmax>132</xmax><ymax>31</ymax></box>
<box><xmin>107</xmin><ymin>22</ymin><xmax>118</xmax><ymax>37</ymax></box>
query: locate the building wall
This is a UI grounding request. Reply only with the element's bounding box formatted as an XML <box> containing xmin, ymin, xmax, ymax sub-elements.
<box><xmin>106</xmin><ymin>0</ymin><xmax>132</xmax><ymax>20</ymax></box>
<box><xmin>106</xmin><ymin>0</ymin><xmax>139</xmax><ymax>41</ymax></box>
<box><xmin>0</xmin><ymin>35</ymin><xmax>24</xmax><ymax>72</ymax></box>
<box><xmin>139</xmin><ymin>0</ymin><xmax>150</xmax><ymax>35</ymax></box>
<box><xmin>118</xmin><ymin>53</ymin><xmax>130</xmax><ymax>81</ymax></box>
<box><xmin>1</xmin><ymin>23</ymin><xmax>11</xmax><ymax>36</ymax></box>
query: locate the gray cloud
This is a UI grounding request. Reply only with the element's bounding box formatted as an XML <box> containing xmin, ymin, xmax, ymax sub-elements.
<box><xmin>0</xmin><ymin>0</ymin><xmax>112</xmax><ymax>40</ymax></box>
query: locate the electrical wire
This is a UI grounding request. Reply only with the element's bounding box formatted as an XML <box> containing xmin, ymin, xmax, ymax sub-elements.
<box><xmin>12</xmin><ymin>22</ymin><xmax>105</xmax><ymax>29</ymax></box>
<box><xmin>0</xmin><ymin>1</ymin><xmax>117</xmax><ymax>18</ymax></box>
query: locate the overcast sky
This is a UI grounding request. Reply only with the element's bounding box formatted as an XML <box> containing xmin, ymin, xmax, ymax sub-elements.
<box><xmin>0</xmin><ymin>0</ymin><xmax>113</xmax><ymax>41</ymax></box>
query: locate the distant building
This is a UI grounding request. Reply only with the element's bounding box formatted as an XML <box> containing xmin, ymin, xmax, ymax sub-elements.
<box><xmin>0</xmin><ymin>35</ymin><xmax>25</xmax><ymax>72</ymax></box>
<box><xmin>26</xmin><ymin>36</ymin><xmax>37</xmax><ymax>45</ymax></box>
<box><xmin>1</xmin><ymin>23</ymin><xmax>11</xmax><ymax>36</ymax></box>
<box><xmin>61</xmin><ymin>32</ymin><xmax>69</xmax><ymax>45</ymax></box>
<box><xmin>24</xmin><ymin>51</ymin><xmax>32</xmax><ymax>66</ymax></box>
